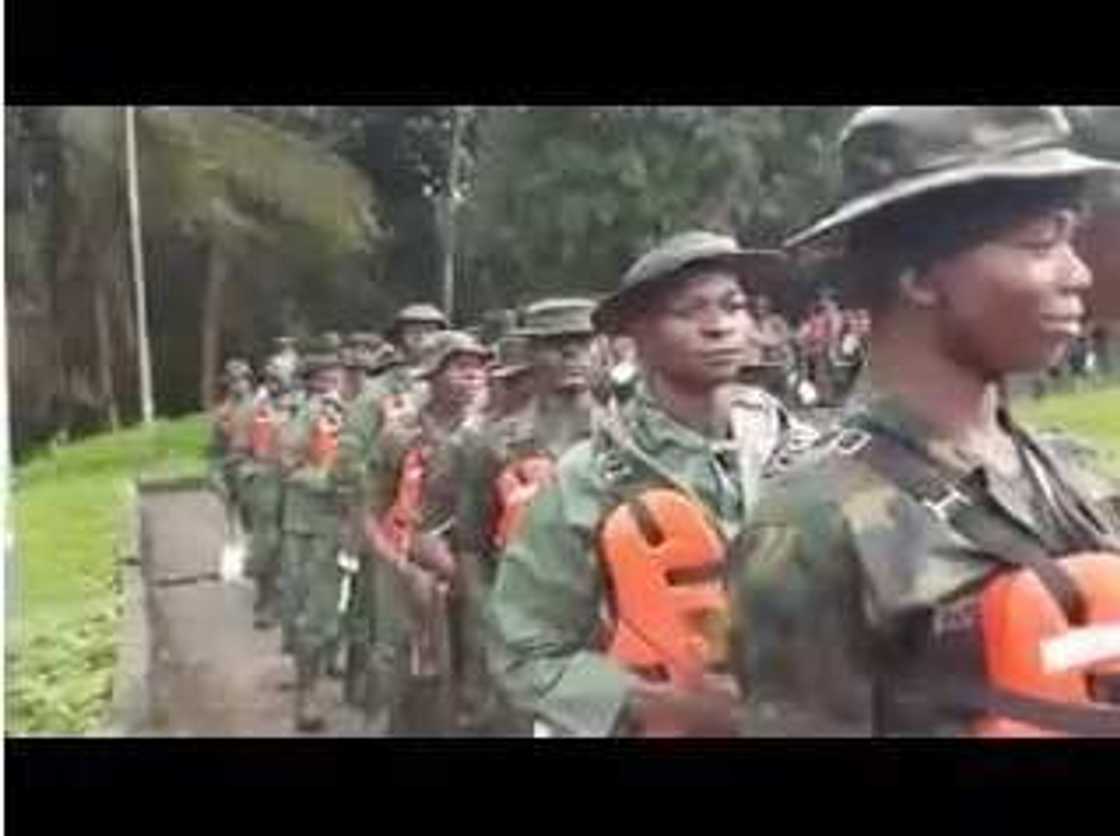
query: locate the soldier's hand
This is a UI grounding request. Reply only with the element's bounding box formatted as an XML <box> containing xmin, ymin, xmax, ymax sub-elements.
<box><xmin>629</xmin><ymin>673</ymin><xmax>744</xmax><ymax>737</ymax></box>
<box><xmin>410</xmin><ymin>532</ymin><xmax>457</xmax><ymax>581</ymax></box>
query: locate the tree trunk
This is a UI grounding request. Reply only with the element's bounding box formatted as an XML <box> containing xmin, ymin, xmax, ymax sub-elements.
<box><xmin>92</xmin><ymin>275</ymin><xmax>120</xmax><ymax>430</ymax></box>
<box><xmin>200</xmin><ymin>238</ymin><xmax>229</xmax><ymax>410</ymax></box>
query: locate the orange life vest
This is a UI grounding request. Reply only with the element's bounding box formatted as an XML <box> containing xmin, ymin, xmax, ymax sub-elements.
<box><xmin>598</xmin><ymin>488</ymin><xmax>730</xmax><ymax>736</ymax></box>
<box><xmin>306</xmin><ymin>406</ymin><xmax>341</xmax><ymax>470</ymax></box>
<box><xmin>366</xmin><ymin>393</ymin><xmax>427</xmax><ymax>564</ymax></box>
<box><xmin>973</xmin><ymin>551</ymin><xmax>1120</xmax><ymax>737</ymax></box>
<box><xmin>250</xmin><ymin>402</ymin><xmax>278</xmax><ymax>461</ymax></box>
<box><xmin>492</xmin><ymin>454</ymin><xmax>556</xmax><ymax>551</ymax></box>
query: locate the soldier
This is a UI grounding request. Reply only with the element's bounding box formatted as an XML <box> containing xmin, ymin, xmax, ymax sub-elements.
<box><xmin>731</xmin><ymin>106</ymin><xmax>1120</xmax><ymax>737</ymax></box>
<box><xmin>208</xmin><ymin>358</ymin><xmax>256</xmax><ymax>581</ymax></box>
<box><xmin>385</xmin><ymin>303</ymin><xmax>448</xmax><ymax>371</ymax></box>
<box><xmin>486</xmin><ymin>231</ymin><xmax>816</xmax><ymax>737</ymax></box>
<box><xmin>276</xmin><ymin>336</ymin><xmax>346</xmax><ymax>731</ymax></box>
<box><xmin>485</xmin><ymin>334</ymin><xmax>536</xmax><ymax>421</ymax></box>
<box><xmin>242</xmin><ymin>356</ymin><xmax>299</xmax><ymax>630</ymax></box>
<box><xmin>453</xmin><ymin>298</ymin><xmax>598</xmax><ymax>731</ymax></box>
<box><xmin>364</xmin><ymin>330</ymin><xmax>490</xmax><ymax>735</ymax></box>
<box><xmin>271</xmin><ymin>335</ymin><xmax>300</xmax><ymax>383</ymax></box>
<box><xmin>330</xmin><ymin>327</ymin><xmax>431</xmax><ymax>716</ymax></box>
<box><xmin>329</xmin><ymin>331</ymin><xmax>395</xmax><ymax>703</ymax></box>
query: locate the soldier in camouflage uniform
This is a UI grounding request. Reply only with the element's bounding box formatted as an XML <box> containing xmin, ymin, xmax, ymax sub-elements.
<box><xmin>453</xmin><ymin>298</ymin><xmax>598</xmax><ymax>731</ymax></box>
<box><xmin>271</xmin><ymin>335</ymin><xmax>300</xmax><ymax>385</ymax></box>
<box><xmin>486</xmin><ymin>232</ymin><xmax>815</xmax><ymax>736</ymax></box>
<box><xmin>330</xmin><ymin>312</ymin><xmax>443</xmax><ymax>719</ymax></box>
<box><xmin>365</xmin><ymin>330</ymin><xmax>490</xmax><ymax>735</ymax></box>
<box><xmin>208</xmin><ymin>358</ymin><xmax>256</xmax><ymax>578</ymax></box>
<box><xmin>730</xmin><ymin>106</ymin><xmax>1120</xmax><ymax>736</ymax></box>
<box><xmin>276</xmin><ymin>336</ymin><xmax>347</xmax><ymax>732</ymax></box>
<box><xmin>242</xmin><ymin>356</ymin><xmax>300</xmax><ymax>629</ymax></box>
<box><xmin>485</xmin><ymin>333</ymin><xmax>536</xmax><ymax>421</ymax></box>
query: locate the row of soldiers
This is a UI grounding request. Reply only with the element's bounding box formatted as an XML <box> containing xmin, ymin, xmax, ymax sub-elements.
<box><xmin>211</xmin><ymin>106</ymin><xmax>1120</xmax><ymax>737</ymax></box>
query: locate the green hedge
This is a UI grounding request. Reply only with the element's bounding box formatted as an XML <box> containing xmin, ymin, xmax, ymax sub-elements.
<box><xmin>6</xmin><ymin>415</ymin><xmax>209</xmax><ymax>735</ymax></box>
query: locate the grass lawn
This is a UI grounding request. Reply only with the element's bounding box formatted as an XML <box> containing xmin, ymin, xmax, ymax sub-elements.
<box><xmin>6</xmin><ymin>414</ymin><xmax>210</xmax><ymax>735</ymax></box>
<box><xmin>1015</xmin><ymin>383</ymin><xmax>1120</xmax><ymax>476</ymax></box>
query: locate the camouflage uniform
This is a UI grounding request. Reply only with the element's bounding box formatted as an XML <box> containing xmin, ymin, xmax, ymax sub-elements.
<box><xmin>487</xmin><ymin>379</ymin><xmax>812</xmax><ymax>736</ymax></box>
<box><xmin>331</xmin><ymin>338</ymin><xmax>411</xmax><ymax>711</ymax></box>
<box><xmin>366</xmin><ymin>331</ymin><xmax>490</xmax><ymax>735</ymax></box>
<box><xmin>277</xmin><ymin>340</ymin><xmax>346</xmax><ymax>731</ymax></box>
<box><xmin>730</xmin><ymin>396</ymin><xmax>1120</xmax><ymax>735</ymax></box>
<box><xmin>242</xmin><ymin>359</ymin><xmax>300</xmax><ymax>629</ymax></box>
<box><xmin>454</xmin><ymin>299</ymin><xmax>598</xmax><ymax>731</ymax></box>
<box><xmin>732</xmin><ymin>106</ymin><xmax>1120</xmax><ymax>736</ymax></box>
<box><xmin>486</xmin><ymin>233</ymin><xmax>808</xmax><ymax>737</ymax></box>
<box><xmin>208</xmin><ymin>359</ymin><xmax>256</xmax><ymax>567</ymax></box>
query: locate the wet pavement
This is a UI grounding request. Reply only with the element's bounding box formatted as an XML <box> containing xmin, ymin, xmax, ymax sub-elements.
<box><xmin>142</xmin><ymin>489</ymin><xmax>374</xmax><ymax>737</ymax></box>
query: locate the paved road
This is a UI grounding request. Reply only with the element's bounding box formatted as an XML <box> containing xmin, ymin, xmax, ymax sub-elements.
<box><xmin>142</xmin><ymin>489</ymin><xmax>374</xmax><ymax>737</ymax></box>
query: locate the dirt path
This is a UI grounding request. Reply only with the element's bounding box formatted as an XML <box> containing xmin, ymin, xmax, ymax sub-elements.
<box><xmin>142</xmin><ymin>489</ymin><xmax>374</xmax><ymax>737</ymax></box>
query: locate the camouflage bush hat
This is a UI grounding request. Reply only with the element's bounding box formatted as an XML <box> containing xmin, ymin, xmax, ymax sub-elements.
<box><xmin>299</xmin><ymin>335</ymin><xmax>342</xmax><ymax>377</ymax></box>
<box><xmin>366</xmin><ymin>342</ymin><xmax>405</xmax><ymax>375</ymax></box>
<box><xmin>490</xmin><ymin>334</ymin><xmax>533</xmax><ymax>380</ymax></box>
<box><xmin>786</xmin><ymin>106</ymin><xmax>1120</xmax><ymax>249</ymax></box>
<box><xmin>414</xmin><ymin>330</ymin><xmax>493</xmax><ymax>379</ymax></box>
<box><xmin>392</xmin><ymin>304</ymin><xmax>449</xmax><ymax>330</ymax></box>
<box><xmin>223</xmin><ymin>358</ymin><xmax>252</xmax><ymax>382</ymax></box>
<box><xmin>514</xmin><ymin>297</ymin><xmax>597</xmax><ymax>339</ymax></box>
<box><xmin>592</xmin><ymin>230</ymin><xmax>790</xmax><ymax>335</ymax></box>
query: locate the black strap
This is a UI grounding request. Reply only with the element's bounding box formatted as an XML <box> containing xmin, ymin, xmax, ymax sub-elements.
<box><xmin>840</xmin><ymin>420</ymin><xmax>1120</xmax><ymax>734</ymax></box>
<box><xmin>940</xmin><ymin>680</ymin><xmax>1120</xmax><ymax>736</ymax></box>
<box><xmin>848</xmin><ymin>421</ymin><xmax>1088</xmax><ymax>626</ymax></box>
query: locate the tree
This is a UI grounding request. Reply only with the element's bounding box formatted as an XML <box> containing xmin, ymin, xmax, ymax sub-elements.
<box><xmin>457</xmin><ymin>106</ymin><xmax>852</xmax><ymax>319</ymax></box>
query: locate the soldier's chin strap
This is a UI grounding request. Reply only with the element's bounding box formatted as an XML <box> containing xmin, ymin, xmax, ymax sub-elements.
<box><xmin>836</xmin><ymin>417</ymin><xmax>1120</xmax><ymax>735</ymax></box>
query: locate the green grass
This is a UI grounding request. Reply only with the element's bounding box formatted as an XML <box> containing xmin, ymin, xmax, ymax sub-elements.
<box><xmin>6</xmin><ymin>414</ymin><xmax>210</xmax><ymax>735</ymax></box>
<box><xmin>1015</xmin><ymin>383</ymin><xmax>1120</xmax><ymax>476</ymax></box>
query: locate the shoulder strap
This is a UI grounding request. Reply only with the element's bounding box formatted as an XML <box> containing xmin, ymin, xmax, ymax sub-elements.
<box><xmin>840</xmin><ymin>419</ymin><xmax>1088</xmax><ymax>626</ymax></box>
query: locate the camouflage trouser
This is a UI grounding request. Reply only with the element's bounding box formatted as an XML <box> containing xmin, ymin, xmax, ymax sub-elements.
<box><xmin>369</xmin><ymin>558</ymin><xmax>454</xmax><ymax>735</ymax></box>
<box><xmin>453</xmin><ymin>552</ymin><xmax>527</xmax><ymax>735</ymax></box>
<box><xmin>245</xmin><ymin>473</ymin><xmax>283</xmax><ymax>574</ymax></box>
<box><xmin>452</xmin><ymin>550</ymin><xmax>494</xmax><ymax>726</ymax></box>
<box><xmin>280</xmin><ymin>531</ymin><xmax>342</xmax><ymax>661</ymax></box>
<box><xmin>244</xmin><ymin>472</ymin><xmax>284</xmax><ymax>623</ymax></box>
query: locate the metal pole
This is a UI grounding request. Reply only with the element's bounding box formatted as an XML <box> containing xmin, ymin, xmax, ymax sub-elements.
<box><xmin>1</xmin><ymin>164</ymin><xmax>14</xmax><ymax>621</ymax></box>
<box><xmin>125</xmin><ymin>105</ymin><xmax>155</xmax><ymax>425</ymax></box>
<box><xmin>441</xmin><ymin>106</ymin><xmax>466</xmax><ymax>321</ymax></box>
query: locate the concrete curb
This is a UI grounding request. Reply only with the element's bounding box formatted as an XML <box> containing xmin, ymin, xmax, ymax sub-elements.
<box><xmin>101</xmin><ymin>481</ymin><xmax>152</xmax><ymax>737</ymax></box>
<box><xmin>136</xmin><ymin>474</ymin><xmax>210</xmax><ymax>494</ymax></box>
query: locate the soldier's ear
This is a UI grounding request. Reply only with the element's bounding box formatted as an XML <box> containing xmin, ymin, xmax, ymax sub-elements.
<box><xmin>897</xmin><ymin>268</ymin><xmax>939</xmax><ymax>309</ymax></box>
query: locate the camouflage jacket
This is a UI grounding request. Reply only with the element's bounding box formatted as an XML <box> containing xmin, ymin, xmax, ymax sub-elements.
<box><xmin>208</xmin><ymin>393</ymin><xmax>256</xmax><ymax>469</ymax></box>
<box><xmin>278</xmin><ymin>391</ymin><xmax>345</xmax><ymax>537</ymax></box>
<box><xmin>367</xmin><ymin>393</ymin><xmax>479</xmax><ymax>537</ymax></box>
<box><xmin>453</xmin><ymin>394</ymin><xmax>594</xmax><ymax>561</ymax></box>
<box><xmin>730</xmin><ymin>394</ymin><xmax>1120</xmax><ymax>737</ymax></box>
<box><xmin>332</xmin><ymin>373</ymin><xmax>412</xmax><ymax>513</ymax></box>
<box><xmin>486</xmin><ymin>380</ymin><xmax>817</xmax><ymax>737</ymax></box>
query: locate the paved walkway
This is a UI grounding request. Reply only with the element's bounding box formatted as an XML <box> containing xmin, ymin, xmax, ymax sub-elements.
<box><xmin>142</xmin><ymin>489</ymin><xmax>374</xmax><ymax>737</ymax></box>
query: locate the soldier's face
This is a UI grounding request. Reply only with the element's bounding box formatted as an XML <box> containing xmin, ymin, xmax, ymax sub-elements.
<box><xmin>633</xmin><ymin>271</ymin><xmax>754</xmax><ymax>390</ymax></box>
<box><xmin>924</xmin><ymin>208</ymin><xmax>1091</xmax><ymax>377</ymax></box>
<box><xmin>399</xmin><ymin>323</ymin><xmax>442</xmax><ymax>361</ymax></box>
<box><xmin>433</xmin><ymin>353</ymin><xmax>488</xmax><ymax>410</ymax></box>
<box><xmin>309</xmin><ymin>366</ymin><xmax>342</xmax><ymax>395</ymax></box>
<box><xmin>531</xmin><ymin>334</ymin><xmax>594</xmax><ymax>393</ymax></box>
<box><xmin>231</xmin><ymin>377</ymin><xmax>253</xmax><ymax>397</ymax></box>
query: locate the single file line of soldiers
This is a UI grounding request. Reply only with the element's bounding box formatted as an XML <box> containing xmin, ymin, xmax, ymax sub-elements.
<box><xmin>209</xmin><ymin>106</ymin><xmax>1120</xmax><ymax>738</ymax></box>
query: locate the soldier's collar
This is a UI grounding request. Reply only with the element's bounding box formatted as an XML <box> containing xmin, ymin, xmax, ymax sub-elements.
<box><xmin>629</xmin><ymin>381</ymin><xmax>735</xmax><ymax>457</ymax></box>
<box><xmin>857</xmin><ymin>393</ymin><xmax>1028</xmax><ymax>482</ymax></box>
